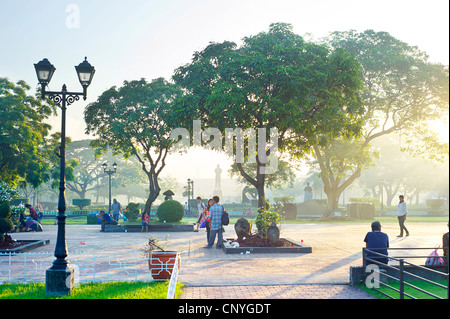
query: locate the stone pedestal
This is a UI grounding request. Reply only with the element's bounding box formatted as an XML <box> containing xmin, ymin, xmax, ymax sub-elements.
<box><xmin>45</xmin><ymin>267</ymin><xmax>75</xmax><ymax>296</ymax></box>
<box><xmin>267</xmin><ymin>222</ymin><xmax>280</xmax><ymax>244</ymax></box>
<box><xmin>104</xmin><ymin>224</ymin><xmax>125</xmax><ymax>232</ymax></box>
<box><xmin>234</xmin><ymin>218</ymin><xmax>251</xmax><ymax>240</ymax></box>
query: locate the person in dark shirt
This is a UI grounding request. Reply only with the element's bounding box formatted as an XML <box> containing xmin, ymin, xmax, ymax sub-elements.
<box><xmin>364</xmin><ymin>221</ymin><xmax>389</xmax><ymax>265</ymax></box>
<box><xmin>99</xmin><ymin>210</ymin><xmax>112</xmax><ymax>232</ymax></box>
<box><xmin>25</xmin><ymin>204</ymin><xmax>38</xmax><ymax>221</ymax></box>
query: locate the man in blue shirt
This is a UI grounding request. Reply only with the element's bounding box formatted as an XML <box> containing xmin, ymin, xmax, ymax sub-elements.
<box><xmin>100</xmin><ymin>210</ymin><xmax>113</xmax><ymax>232</ymax></box>
<box><xmin>205</xmin><ymin>196</ymin><xmax>223</xmax><ymax>249</ymax></box>
<box><xmin>364</xmin><ymin>221</ymin><xmax>389</xmax><ymax>265</ymax></box>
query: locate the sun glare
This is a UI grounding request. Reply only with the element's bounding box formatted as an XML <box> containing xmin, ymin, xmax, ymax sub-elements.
<box><xmin>428</xmin><ymin>119</ymin><xmax>449</xmax><ymax>143</ymax></box>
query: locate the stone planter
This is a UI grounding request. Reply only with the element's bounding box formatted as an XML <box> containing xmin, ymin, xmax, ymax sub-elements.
<box><xmin>0</xmin><ymin>239</ymin><xmax>50</xmax><ymax>254</ymax></box>
<box><xmin>222</xmin><ymin>238</ymin><xmax>312</xmax><ymax>254</ymax></box>
<box><xmin>124</xmin><ymin>224</ymin><xmax>194</xmax><ymax>232</ymax></box>
<box><xmin>148</xmin><ymin>251</ymin><xmax>180</xmax><ymax>280</ymax></box>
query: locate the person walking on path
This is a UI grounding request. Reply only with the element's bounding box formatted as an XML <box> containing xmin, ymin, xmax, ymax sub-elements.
<box><xmin>111</xmin><ymin>198</ymin><xmax>122</xmax><ymax>222</ymax></box>
<box><xmin>397</xmin><ymin>195</ymin><xmax>409</xmax><ymax>237</ymax></box>
<box><xmin>205</xmin><ymin>196</ymin><xmax>223</xmax><ymax>249</ymax></box>
<box><xmin>364</xmin><ymin>221</ymin><xmax>389</xmax><ymax>265</ymax></box>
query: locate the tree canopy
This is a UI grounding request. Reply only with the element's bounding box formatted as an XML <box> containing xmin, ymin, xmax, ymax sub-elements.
<box><xmin>0</xmin><ymin>78</ymin><xmax>57</xmax><ymax>188</ymax></box>
<box><xmin>173</xmin><ymin>23</ymin><xmax>364</xmax><ymax>210</ymax></box>
<box><xmin>311</xmin><ymin>30</ymin><xmax>449</xmax><ymax>216</ymax></box>
<box><xmin>84</xmin><ymin>77</ymin><xmax>184</xmax><ymax>213</ymax></box>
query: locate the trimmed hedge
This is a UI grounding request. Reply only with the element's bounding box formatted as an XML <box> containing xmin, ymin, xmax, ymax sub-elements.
<box><xmin>157</xmin><ymin>200</ymin><xmax>184</xmax><ymax>223</ymax></box>
<box><xmin>124</xmin><ymin>203</ymin><xmax>140</xmax><ymax>221</ymax></box>
<box><xmin>72</xmin><ymin>199</ymin><xmax>91</xmax><ymax>210</ymax></box>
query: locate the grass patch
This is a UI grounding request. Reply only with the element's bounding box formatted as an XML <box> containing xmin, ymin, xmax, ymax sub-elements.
<box><xmin>40</xmin><ymin>215</ymin><xmax>448</xmax><ymax>226</ymax></box>
<box><xmin>358</xmin><ymin>280</ymin><xmax>448</xmax><ymax>299</ymax></box>
<box><xmin>0</xmin><ymin>281</ymin><xmax>184</xmax><ymax>299</ymax></box>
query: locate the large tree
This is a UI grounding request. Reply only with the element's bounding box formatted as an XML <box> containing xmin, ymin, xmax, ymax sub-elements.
<box><xmin>84</xmin><ymin>78</ymin><xmax>183</xmax><ymax>213</ymax></box>
<box><xmin>173</xmin><ymin>23</ymin><xmax>364</xmax><ymax>211</ymax></box>
<box><xmin>311</xmin><ymin>30</ymin><xmax>449</xmax><ymax>217</ymax></box>
<box><xmin>0</xmin><ymin>78</ymin><xmax>56</xmax><ymax>187</ymax></box>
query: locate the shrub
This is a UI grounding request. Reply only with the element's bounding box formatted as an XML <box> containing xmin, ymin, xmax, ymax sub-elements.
<box><xmin>255</xmin><ymin>210</ymin><xmax>280</xmax><ymax>237</ymax></box>
<box><xmin>426</xmin><ymin>199</ymin><xmax>445</xmax><ymax>209</ymax></box>
<box><xmin>72</xmin><ymin>199</ymin><xmax>91</xmax><ymax>210</ymax></box>
<box><xmin>157</xmin><ymin>200</ymin><xmax>184</xmax><ymax>223</ymax></box>
<box><xmin>0</xmin><ymin>201</ymin><xmax>13</xmax><ymax>242</ymax></box>
<box><xmin>349</xmin><ymin>197</ymin><xmax>380</xmax><ymax>206</ymax></box>
<box><xmin>124</xmin><ymin>202</ymin><xmax>140</xmax><ymax>221</ymax></box>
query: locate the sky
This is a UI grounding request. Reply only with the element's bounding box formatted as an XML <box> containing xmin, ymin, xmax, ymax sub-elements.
<box><xmin>0</xmin><ymin>0</ymin><xmax>449</xmax><ymax>184</ymax></box>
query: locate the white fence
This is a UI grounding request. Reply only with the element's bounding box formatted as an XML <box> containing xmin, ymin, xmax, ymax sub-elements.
<box><xmin>1</xmin><ymin>251</ymin><xmax>178</xmax><ymax>284</ymax></box>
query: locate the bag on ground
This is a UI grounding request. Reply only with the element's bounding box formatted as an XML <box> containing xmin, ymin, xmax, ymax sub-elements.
<box><xmin>425</xmin><ymin>246</ymin><xmax>445</xmax><ymax>266</ymax></box>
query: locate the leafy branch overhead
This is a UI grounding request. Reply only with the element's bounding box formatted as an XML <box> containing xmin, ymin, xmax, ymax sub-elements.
<box><xmin>84</xmin><ymin>78</ymin><xmax>184</xmax><ymax>213</ymax></box>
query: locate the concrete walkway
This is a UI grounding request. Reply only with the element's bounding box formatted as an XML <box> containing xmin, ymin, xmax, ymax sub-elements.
<box><xmin>179</xmin><ymin>284</ymin><xmax>375</xmax><ymax>299</ymax></box>
<box><xmin>9</xmin><ymin>220</ymin><xmax>448</xmax><ymax>299</ymax></box>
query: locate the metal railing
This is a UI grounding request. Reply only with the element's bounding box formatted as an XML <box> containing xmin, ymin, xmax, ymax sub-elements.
<box><xmin>363</xmin><ymin>247</ymin><xmax>449</xmax><ymax>299</ymax></box>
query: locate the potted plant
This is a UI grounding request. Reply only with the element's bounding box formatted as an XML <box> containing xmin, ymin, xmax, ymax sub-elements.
<box><xmin>143</xmin><ymin>236</ymin><xmax>180</xmax><ymax>280</ymax></box>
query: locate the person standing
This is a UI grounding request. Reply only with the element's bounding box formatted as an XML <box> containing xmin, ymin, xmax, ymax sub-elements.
<box><xmin>205</xmin><ymin>196</ymin><xmax>223</xmax><ymax>249</ymax></box>
<box><xmin>203</xmin><ymin>198</ymin><xmax>214</xmax><ymax>244</ymax></box>
<box><xmin>111</xmin><ymin>198</ymin><xmax>122</xmax><ymax>222</ymax></box>
<box><xmin>364</xmin><ymin>221</ymin><xmax>389</xmax><ymax>265</ymax></box>
<box><xmin>194</xmin><ymin>196</ymin><xmax>206</xmax><ymax>232</ymax></box>
<box><xmin>397</xmin><ymin>195</ymin><xmax>409</xmax><ymax>237</ymax></box>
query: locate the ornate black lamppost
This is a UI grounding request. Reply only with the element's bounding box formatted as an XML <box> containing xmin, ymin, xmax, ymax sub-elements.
<box><xmin>102</xmin><ymin>162</ymin><xmax>117</xmax><ymax>214</ymax></box>
<box><xmin>34</xmin><ymin>57</ymin><xmax>95</xmax><ymax>296</ymax></box>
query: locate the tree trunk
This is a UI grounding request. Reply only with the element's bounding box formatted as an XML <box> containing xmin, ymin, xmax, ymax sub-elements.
<box><xmin>323</xmin><ymin>188</ymin><xmax>340</xmax><ymax>218</ymax></box>
<box><xmin>236</xmin><ymin>160</ymin><xmax>267</xmax><ymax>213</ymax></box>
<box><xmin>144</xmin><ymin>170</ymin><xmax>161</xmax><ymax>214</ymax></box>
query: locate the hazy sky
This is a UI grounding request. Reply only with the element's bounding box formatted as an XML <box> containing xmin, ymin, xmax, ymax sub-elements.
<box><xmin>1</xmin><ymin>0</ymin><xmax>449</xmax><ymax>181</ymax></box>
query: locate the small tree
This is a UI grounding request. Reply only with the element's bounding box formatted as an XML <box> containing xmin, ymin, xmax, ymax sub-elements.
<box><xmin>0</xmin><ymin>182</ymin><xmax>18</xmax><ymax>242</ymax></box>
<box><xmin>124</xmin><ymin>202</ymin><xmax>141</xmax><ymax>221</ymax></box>
<box><xmin>255</xmin><ymin>210</ymin><xmax>280</xmax><ymax>238</ymax></box>
<box><xmin>85</xmin><ymin>78</ymin><xmax>184</xmax><ymax>214</ymax></box>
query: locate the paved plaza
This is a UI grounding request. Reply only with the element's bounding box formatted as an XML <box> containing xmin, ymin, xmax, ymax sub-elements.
<box><xmin>6</xmin><ymin>220</ymin><xmax>448</xmax><ymax>299</ymax></box>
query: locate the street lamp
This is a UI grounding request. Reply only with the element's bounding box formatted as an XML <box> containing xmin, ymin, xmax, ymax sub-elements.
<box><xmin>102</xmin><ymin>162</ymin><xmax>117</xmax><ymax>214</ymax></box>
<box><xmin>34</xmin><ymin>57</ymin><xmax>95</xmax><ymax>296</ymax></box>
<box><xmin>187</xmin><ymin>178</ymin><xmax>191</xmax><ymax>214</ymax></box>
<box><xmin>187</xmin><ymin>178</ymin><xmax>194</xmax><ymax>215</ymax></box>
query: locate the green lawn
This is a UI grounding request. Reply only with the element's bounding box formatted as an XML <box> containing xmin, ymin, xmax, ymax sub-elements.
<box><xmin>40</xmin><ymin>215</ymin><xmax>449</xmax><ymax>226</ymax></box>
<box><xmin>0</xmin><ymin>281</ymin><xmax>183</xmax><ymax>299</ymax></box>
<box><xmin>358</xmin><ymin>280</ymin><xmax>448</xmax><ymax>299</ymax></box>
